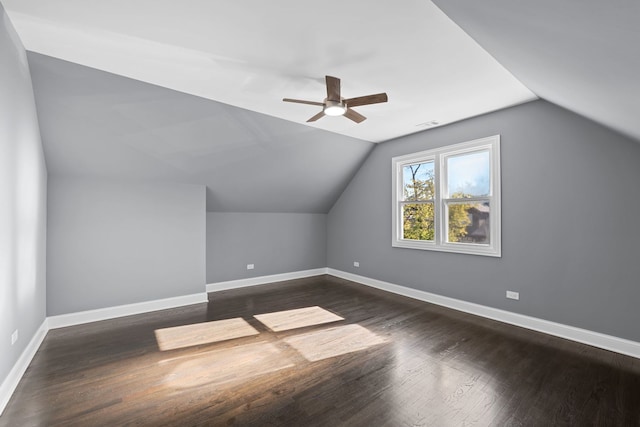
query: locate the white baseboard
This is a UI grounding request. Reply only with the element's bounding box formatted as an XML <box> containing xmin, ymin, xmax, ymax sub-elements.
<box><xmin>47</xmin><ymin>292</ymin><xmax>208</xmax><ymax>329</ymax></box>
<box><xmin>328</xmin><ymin>268</ymin><xmax>640</xmax><ymax>359</ymax></box>
<box><xmin>206</xmin><ymin>268</ymin><xmax>328</xmax><ymax>293</ymax></box>
<box><xmin>0</xmin><ymin>318</ymin><xmax>49</xmax><ymax>416</ymax></box>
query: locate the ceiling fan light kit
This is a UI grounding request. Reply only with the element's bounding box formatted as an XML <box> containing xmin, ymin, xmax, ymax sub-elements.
<box><xmin>283</xmin><ymin>75</ymin><xmax>388</xmax><ymax>124</ymax></box>
<box><xmin>323</xmin><ymin>100</ymin><xmax>346</xmax><ymax>116</ymax></box>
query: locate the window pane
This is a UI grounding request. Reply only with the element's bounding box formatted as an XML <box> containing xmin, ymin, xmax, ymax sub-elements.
<box><xmin>403</xmin><ymin>162</ymin><xmax>434</xmax><ymax>201</ymax></box>
<box><xmin>402</xmin><ymin>203</ymin><xmax>434</xmax><ymax>241</ymax></box>
<box><xmin>447</xmin><ymin>201</ymin><xmax>490</xmax><ymax>244</ymax></box>
<box><xmin>446</xmin><ymin>150</ymin><xmax>490</xmax><ymax>198</ymax></box>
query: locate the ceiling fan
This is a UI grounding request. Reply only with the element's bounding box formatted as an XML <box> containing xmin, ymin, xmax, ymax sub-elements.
<box><xmin>283</xmin><ymin>75</ymin><xmax>388</xmax><ymax>123</ymax></box>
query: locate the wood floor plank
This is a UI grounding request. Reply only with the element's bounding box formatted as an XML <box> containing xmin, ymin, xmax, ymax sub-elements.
<box><xmin>1</xmin><ymin>275</ymin><xmax>640</xmax><ymax>426</ymax></box>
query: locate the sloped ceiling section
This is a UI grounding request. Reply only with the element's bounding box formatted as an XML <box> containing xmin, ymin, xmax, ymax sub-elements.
<box><xmin>4</xmin><ymin>0</ymin><xmax>535</xmax><ymax>142</ymax></box>
<box><xmin>432</xmin><ymin>0</ymin><xmax>640</xmax><ymax>142</ymax></box>
<box><xmin>28</xmin><ymin>53</ymin><xmax>374</xmax><ymax>213</ymax></box>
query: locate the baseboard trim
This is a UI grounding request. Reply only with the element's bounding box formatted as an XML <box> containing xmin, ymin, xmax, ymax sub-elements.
<box><xmin>206</xmin><ymin>268</ymin><xmax>329</xmax><ymax>293</ymax></box>
<box><xmin>327</xmin><ymin>268</ymin><xmax>640</xmax><ymax>359</ymax></box>
<box><xmin>0</xmin><ymin>318</ymin><xmax>49</xmax><ymax>416</ymax></box>
<box><xmin>47</xmin><ymin>292</ymin><xmax>208</xmax><ymax>329</ymax></box>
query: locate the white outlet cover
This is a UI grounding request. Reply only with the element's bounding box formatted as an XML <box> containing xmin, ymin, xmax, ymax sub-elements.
<box><xmin>247</xmin><ymin>264</ymin><xmax>254</xmax><ymax>270</ymax></box>
<box><xmin>353</xmin><ymin>261</ymin><xmax>360</xmax><ymax>267</ymax></box>
<box><xmin>506</xmin><ymin>291</ymin><xmax>520</xmax><ymax>300</ymax></box>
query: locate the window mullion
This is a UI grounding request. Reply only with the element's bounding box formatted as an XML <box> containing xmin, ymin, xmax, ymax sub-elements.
<box><xmin>434</xmin><ymin>153</ymin><xmax>442</xmax><ymax>246</ymax></box>
<box><xmin>399</xmin><ymin>200</ymin><xmax>433</xmax><ymax>206</ymax></box>
<box><xmin>442</xmin><ymin>196</ymin><xmax>491</xmax><ymax>204</ymax></box>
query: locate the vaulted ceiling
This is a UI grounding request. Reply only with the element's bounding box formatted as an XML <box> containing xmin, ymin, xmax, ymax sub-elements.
<box><xmin>432</xmin><ymin>0</ymin><xmax>640</xmax><ymax>142</ymax></box>
<box><xmin>4</xmin><ymin>0</ymin><xmax>535</xmax><ymax>143</ymax></box>
<box><xmin>27</xmin><ymin>52</ymin><xmax>373</xmax><ymax>213</ymax></box>
<box><xmin>3</xmin><ymin>0</ymin><xmax>637</xmax><ymax>212</ymax></box>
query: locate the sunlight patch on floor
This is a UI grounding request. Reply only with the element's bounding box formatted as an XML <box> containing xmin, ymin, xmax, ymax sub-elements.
<box><xmin>161</xmin><ymin>341</ymin><xmax>293</xmax><ymax>389</ymax></box>
<box><xmin>254</xmin><ymin>306</ymin><xmax>344</xmax><ymax>332</ymax></box>
<box><xmin>284</xmin><ymin>324</ymin><xmax>386</xmax><ymax>362</ymax></box>
<box><xmin>154</xmin><ymin>317</ymin><xmax>259</xmax><ymax>351</ymax></box>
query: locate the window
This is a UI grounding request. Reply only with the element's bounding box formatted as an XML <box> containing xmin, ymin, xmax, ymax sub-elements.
<box><xmin>392</xmin><ymin>135</ymin><xmax>501</xmax><ymax>257</ymax></box>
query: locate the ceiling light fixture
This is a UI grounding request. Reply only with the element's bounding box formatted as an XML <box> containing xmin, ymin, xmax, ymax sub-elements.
<box><xmin>323</xmin><ymin>100</ymin><xmax>346</xmax><ymax>116</ymax></box>
<box><xmin>283</xmin><ymin>76</ymin><xmax>388</xmax><ymax>123</ymax></box>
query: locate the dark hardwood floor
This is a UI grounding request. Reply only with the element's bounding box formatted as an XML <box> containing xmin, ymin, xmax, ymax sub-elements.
<box><xmin>2</xmin><ymin>275</ymin><xmax>640</xmax><ymax>426</ymax></box>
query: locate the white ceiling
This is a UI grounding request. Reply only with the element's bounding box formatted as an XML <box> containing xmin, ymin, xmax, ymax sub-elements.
<box><xmin>3</xmin><ymin>0</ymin><xmax>535</xmax><ymax>143</ymax></box>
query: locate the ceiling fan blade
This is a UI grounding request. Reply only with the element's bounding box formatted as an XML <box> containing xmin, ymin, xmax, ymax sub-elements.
<box><xmin>283</xmin><ymin>98</ymin><xmax>325</xmax><ymax>107</ymax></box>
<box><xmin>344</xmin><ymin>108</ymin><xmax>366</xmax><ymax>123</ymax></box>
<box><xmin>344</xmin><ymin>93</ymin><xmax>388</xmax><ymax>108</ymax></box>
<box><xmin>307</xmin><ymin>111</ymin><xmax>326</xmax><ymax>122</ymax></box>
<box><xmin>326</xmin><ymin>76</ymin><xmax>341</xmax><ymax>101</ymax></box>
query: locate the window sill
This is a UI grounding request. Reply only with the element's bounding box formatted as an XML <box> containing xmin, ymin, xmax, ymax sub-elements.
<box><xmin>392</xmin><ymin>240</ymin><xmax>501</xmax><ymax>257</ymax></box>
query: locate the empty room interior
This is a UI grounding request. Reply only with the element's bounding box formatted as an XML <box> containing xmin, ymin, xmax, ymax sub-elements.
<box><xmin>2</xmin><ymin>0</ymin><xmax>640</xmax><ymax>425</ymax></box>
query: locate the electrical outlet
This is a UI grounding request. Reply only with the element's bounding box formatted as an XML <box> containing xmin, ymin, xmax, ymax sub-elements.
<box><xmin>353</xmin><ymin>261</ymin><xmax>360</xmax><ymax>267</ymax></box>
<box><xmin>11</xmin><ymin>330</ymin><xmax>18</xmax><ymax>345</ymax></box>
<box><xmin>506</xmin><ymin>291</ymin><xmax>520</xmax><ymax>300</ymax></box>
<box><xmin>247</xmin><ymin>264</ymin><xmax>254</xmax><ymax>270</ymax></box>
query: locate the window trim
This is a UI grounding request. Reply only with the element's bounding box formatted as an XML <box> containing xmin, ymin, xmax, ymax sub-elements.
<box><xmin>392</xmin><ymin>135</ymin><xmax>501</xmax><ymax>257</ymax></box>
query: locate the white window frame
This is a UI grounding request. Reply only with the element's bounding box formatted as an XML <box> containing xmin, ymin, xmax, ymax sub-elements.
<box><xmin>392</xmin><ymin>135</ymin><xmax>501</xmax><ymax>257</ymax></box>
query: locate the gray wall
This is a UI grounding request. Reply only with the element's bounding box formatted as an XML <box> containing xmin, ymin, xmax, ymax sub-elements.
<box><xmin>0</xmin><ymin>4</ymin><xmax>47</xmax><ymax>388</ymax></box>
<box><xmin>27</xmin><ymin>52</ymin><xmax>375</xmax><ymax>214</ymax></box>
<box><xmin>47</xmin><ymin>177</ymin><xmax>206</xmax><ymax>315</ymax></box>
<box><xmin>207</xmin><ymin>212</ymin><xmax>326</xmax><ymax>283</ymax></box>
<box><xmin>328</xmin><ymin>100</ymin><xmax>640</xmax><ymax>342</ymax></box>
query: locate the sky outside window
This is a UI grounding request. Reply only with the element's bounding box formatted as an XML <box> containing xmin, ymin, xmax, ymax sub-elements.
<box><xmin>402</xmin><ymin>161</ymin><xmax>434</xmax><ymax>201</ymax></box>
<box><xmin>447</xmin><ymin>151</ymin><xmax>490</xmax><ymax>197</ymax></box>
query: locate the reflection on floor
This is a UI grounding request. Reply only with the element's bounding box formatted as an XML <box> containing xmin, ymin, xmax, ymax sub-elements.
<box><xmin>160</xmin><ymin>341</ymin><xmax>294</xmax><ymax>389</ymax></box>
